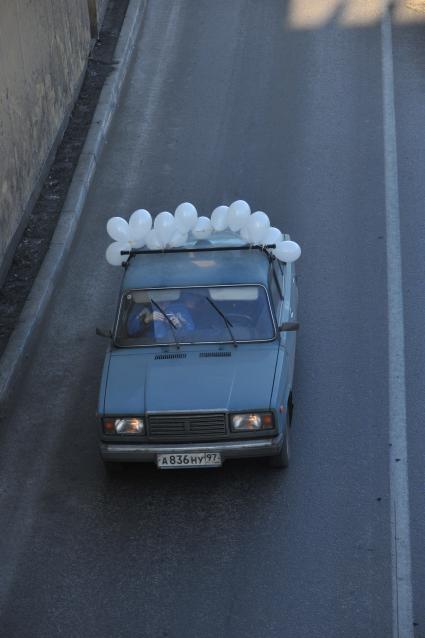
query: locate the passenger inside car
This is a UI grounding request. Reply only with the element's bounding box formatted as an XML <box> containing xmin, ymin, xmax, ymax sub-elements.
<box><xmin>121</xmin><ymin>285</ymin><xmax>274</xmax><ymax>345</ymax></box>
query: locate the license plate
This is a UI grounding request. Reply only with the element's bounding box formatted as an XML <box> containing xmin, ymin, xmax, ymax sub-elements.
<box><xmin>157</xmin><ymin>452</ymin><xmax>222</xmax><ymax>469</ymax></box>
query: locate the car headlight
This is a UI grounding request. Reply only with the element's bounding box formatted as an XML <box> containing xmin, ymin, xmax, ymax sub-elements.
<box><xmin>103</xmin><ymin>418</ymin><xmax>144</xmax><ymax>435</ymax></box>
<box><xmin>231</xmin><ymin>413</ymin><xmax>274</xmax><ymax>432</ymax></box>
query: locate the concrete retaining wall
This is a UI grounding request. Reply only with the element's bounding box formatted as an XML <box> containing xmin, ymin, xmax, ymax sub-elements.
<box><xmin>0</xmin><ymin>0</ymin><xmax>92</xmax><ymax>279</ymax></box>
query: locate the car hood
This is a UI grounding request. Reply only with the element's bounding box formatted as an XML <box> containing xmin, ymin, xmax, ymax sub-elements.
<box><xmin>103</xmin><ymin>346</ymin><xmax>279</xmax><ymax>414</ymax></box>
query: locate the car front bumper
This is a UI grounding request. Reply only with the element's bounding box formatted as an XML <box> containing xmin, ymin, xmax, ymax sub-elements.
<box><xmin>100</xmin><ymin>433</ymin><xmax>283</xmax><ymax>464</ymax></box>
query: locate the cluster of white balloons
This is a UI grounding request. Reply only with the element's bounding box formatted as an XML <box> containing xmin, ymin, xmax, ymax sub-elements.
<box><xmin>105</xmin><ymin>200</ymin><xmax>301</xmax><ymax>266</ymax></box>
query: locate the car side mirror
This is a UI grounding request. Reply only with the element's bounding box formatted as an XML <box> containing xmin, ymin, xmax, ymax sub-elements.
<box><xmin>96</xmin><ymin>327</ymin><xmax>112</xmax><ymax>338</ymax></box>
<box><xmin>278</xmin><ymin>322</ymin><xmax>299</xmax><ymax>332</ymax></box>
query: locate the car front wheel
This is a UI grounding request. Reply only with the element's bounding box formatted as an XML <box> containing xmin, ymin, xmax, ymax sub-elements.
<box><xmin>269</xmin><ymin>413</ymin><xmax>290</xmax><ymax>468</ymax></box>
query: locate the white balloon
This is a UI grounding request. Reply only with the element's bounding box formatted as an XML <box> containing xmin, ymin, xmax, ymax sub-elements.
<box><xmin>175</xmin><ymin>202</ymin><xmax>198</xmax><ymax>232</ymax></box>
<box><xmin>105</xmin><ymin>241</ymin><xmax>131</xmax><ymax>266</ymax></box>
<box><xmin>145</xmin><ymin>228</ymin><xmax>163</xmax><ymax>250</ymax></box>
<box><xmin>154</xmin><ymin>211</ymin><xmax>176</xmax><ymax>244</ymax></box>
<box><xmin>240</xmin><ymin>225</ymin><xmax>250</xmax><ymax>241</ymax></box>
<box><xmin>129</xmin><ymin>238</ymin><xmax>145</xmax><ymax>249</ymax></box>
<box><xmin>263</xmin><ymin>226</ymin><xmax>283</xmax><ymax>247</ymax></box>
<box><xmin>211</xmin><ymin>205</ymin><xmax>229</xmax><ymax>231</ymax></box>
<box><xmin>274</xmin><ymin>240</ymin><xmax>301</xmax><ymax>263</ymax></box>
<box><xmin>193</xmin><ymin>216</ymin><xmax>213</xmax><ymax>240</ymax></box>
<box><xmin>246</xmin><ymin>211</ymin><xmax>270</xmax><ymax>244</ymax></box>
<box><xmin>107</xmin><ymin>217</ymin><xmax>129</xmax><ymax>243</ymax></box>
<box><xmin>169</xmin><ymin>230</ymin><xmax>188</xmax><ymax>248</ymax></box>
<box><xmin>228</xmin><ymin>200</ymin><xmax>251</xmax><ymax>231</ymax></box>
<box><xmin>129</xmin><ymin>209</ymin><xmax>152</xmax><ymax>240</ymax></box>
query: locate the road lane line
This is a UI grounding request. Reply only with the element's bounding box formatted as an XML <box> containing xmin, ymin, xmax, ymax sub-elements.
<box><xmin>381</xmin><ymin>4</ymin><xmax>414</xmax><ymax>637</ymax></box>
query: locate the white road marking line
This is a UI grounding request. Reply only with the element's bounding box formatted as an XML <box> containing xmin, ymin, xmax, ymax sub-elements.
<box><xmin>381</xmin><ymin>3</ymin><xmax>414</xmax><ymax>637</ymax></box>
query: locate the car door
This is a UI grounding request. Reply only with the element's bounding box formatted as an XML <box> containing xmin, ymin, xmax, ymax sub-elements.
<box><xmin>269</xmin><ymin>260</ymin><xmax>297</xmax><ymax>416</ymax></box>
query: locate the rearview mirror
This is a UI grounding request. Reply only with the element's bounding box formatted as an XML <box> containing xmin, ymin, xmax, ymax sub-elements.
<box><xmin>278</xmin><ymin>322</ymin><xmax>299</xmax><ymax>332</ymax></box>
<box><xmin>96</xmin><ymin>327</ymin><xmax>112</xmax><ymax>338</ymax></box>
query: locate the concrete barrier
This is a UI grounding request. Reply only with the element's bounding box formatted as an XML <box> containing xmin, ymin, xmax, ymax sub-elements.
<box><xmin>0</xmin><ymin>0</ymin><xmax>91</xmax><ymax>282</ymax></box>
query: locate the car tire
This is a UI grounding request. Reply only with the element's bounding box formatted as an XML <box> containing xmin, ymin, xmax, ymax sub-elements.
<box><xmin>269</xmin><ymin>413</ymin><xmax>290</xmax><ymax>468</ymax></box>
<box><xmin>288</xmin><ymin>391</ymin><xmax>294</xmax><ymax>424</ymax></box>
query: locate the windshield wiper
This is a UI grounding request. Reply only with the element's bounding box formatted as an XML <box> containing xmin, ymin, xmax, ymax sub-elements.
<box><xmin>205</xmin><ymin>297</ymin><xmax>238</xmax><ymax>348</ymax></box>
<box><xmin>150</xmin><ymin>298</ymin><xmax>180</xmax><ymax>349</ymax></box>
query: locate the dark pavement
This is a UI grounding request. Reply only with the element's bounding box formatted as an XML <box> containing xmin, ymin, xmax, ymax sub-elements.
<box><xmin>0</xmin><ymin>2</ymin><xmax>423</xmax><ymax>637</ymax></box>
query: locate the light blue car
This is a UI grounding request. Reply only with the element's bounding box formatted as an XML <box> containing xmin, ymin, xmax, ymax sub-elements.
<box><xmin>97</xmin><ymin>234</ymin><xmax>298</xmax><ymax>470</ymax></box>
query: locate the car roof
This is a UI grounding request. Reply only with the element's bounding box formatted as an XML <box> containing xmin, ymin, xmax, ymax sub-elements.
<box><xmin>122</xmin><ymin>246</ymin><xmax>272</xmax><ymax>290</ymax></box>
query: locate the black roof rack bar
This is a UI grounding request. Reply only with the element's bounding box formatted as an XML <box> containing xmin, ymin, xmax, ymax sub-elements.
<box><xmin>120</xmin><ymin>244</ymin><xmax>276</xmax><ymax>256</ymax></box>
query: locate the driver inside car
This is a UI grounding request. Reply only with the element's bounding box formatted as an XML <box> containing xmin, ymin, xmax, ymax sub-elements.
<box><xmin>127</xmin><ymin>292</ymin><xmax>200</xmax><ymax>339</ymax></box>
<box><xmin>126</xmin><ymin>305</ymin><xmax>154</xmax><ymax>337</ymax></box>
<box><xmin>152</xmin><ymin>296</ymin><xmax>195</xmax><ymax>339</ymax></box>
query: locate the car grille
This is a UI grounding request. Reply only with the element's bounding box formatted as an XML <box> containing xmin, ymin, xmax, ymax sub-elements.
<box><xmin>147</xmin><ymin>413</ymin><xmax>227</xmax><ymax>441</ymax></box>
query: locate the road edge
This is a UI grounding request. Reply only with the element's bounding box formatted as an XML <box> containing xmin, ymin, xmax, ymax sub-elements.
<box><xmin>0</xmin><ymin>0</ymin><xmax>148</xmax><ymax>407</ymax></box>
<box><xmin>381</xmin><ymin>3</ymin><xmax>414</xmax><ymax>637</ymax></box>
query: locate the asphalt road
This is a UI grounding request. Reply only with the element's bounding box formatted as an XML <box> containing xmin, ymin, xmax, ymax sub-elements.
<box><xmin>0</xmin><ymin>2</ymin><xmax>423</xmax><ymax>637</ymax></box>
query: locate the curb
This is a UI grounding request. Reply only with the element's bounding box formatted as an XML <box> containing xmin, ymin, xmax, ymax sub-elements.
<box><xmin>0</xmin><ymin>0</ymin><xmax>148</xmax><ymax>407</ymax></box>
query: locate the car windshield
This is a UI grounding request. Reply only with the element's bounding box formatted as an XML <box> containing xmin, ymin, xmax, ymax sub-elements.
<box><xmin>115</xmin><ymin>285</ymin><xmax>275</xmax><ymax>346</ymax></box>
